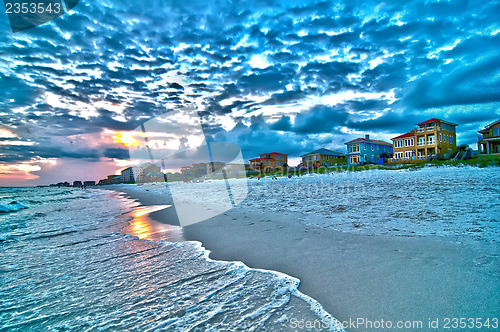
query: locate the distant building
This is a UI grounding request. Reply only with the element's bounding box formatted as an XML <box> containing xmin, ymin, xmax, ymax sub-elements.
<box><xmin>121</xmin><ymin>167</ymin><xmax>135</xmax><ymax>183</ymax></box>
<box><xmin>119</xmin><ymin>163</ymin><xmax>161</xmax><ymax>183</ymax></box>
<box><xmin>83</xmin><ymin>181</ymin><xmax>95</xmax><ymax>187</ymax></box>
<box><xmin>144</xmin><ymin>171</ymin><xmax>165</xmax><ymax>182</ymax></box>
<box><xmin>73</xmin><ymin>181</ymin><xmax>83</xmax><ymax>188</ymax></box>
<box><xmin>111</xmin><ymin>176</ymin><xmax>122</xmax><ymax>184</ymax></box>
<box><xmin>249</xmin><ymin>152</ymin><xmax>288</xmax><ymax>173</ymax></box>
<box><xmin>300</xmin><ymin>148</ymin><xmax>346</xmax><ymax>168</ymax></box>
<box><xmin>390</xmin><ymin>118</ymin><xmax>457</xmax><ymax>163</ymax></box>
<box><xmin>134</xmin><ymin>163</ymin><xmax>161</xmax><ymax>183</ymax></box>
<box><xmin>345</xmin><ymin>135</ymin><xmax>393</xmax><ymax>165</ymax></box>
<box><xmin>478</xmin><ymin>119</ymin><xmax>500</xmax><ymax>154</ymax></box>
<box><xmin>181</xmin><ymin>163</ymin><xmax>207</xmax><ymax>179</ymax></box>
<box><xmin>206</xmin><ymin>162</ymin><xmax>225</xmax><ymax>175</ymax></box>
<box><xmin>106</xmin><ymin>174</ymin><xmax>119</xmax><ymax>184</ymax></box>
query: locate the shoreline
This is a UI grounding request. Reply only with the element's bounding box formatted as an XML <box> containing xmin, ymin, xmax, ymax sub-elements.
<box><xmin>102</xmin><ymin>181</ymin><xmax>499</xmax><ymax>331</ymax></box>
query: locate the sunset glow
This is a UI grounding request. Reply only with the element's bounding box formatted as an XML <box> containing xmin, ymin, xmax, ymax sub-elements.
<box><xmin>115</xmin><ymin>131</ymin><xmax>141</xmax><ymax>147</ymax></box>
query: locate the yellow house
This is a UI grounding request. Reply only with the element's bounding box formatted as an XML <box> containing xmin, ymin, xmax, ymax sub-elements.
<box><xmin>249</xmin><ymin>152</ymin><xmax>288</xmax><ymax>173</ymax></box>
<box><xmin>390</xmin><ymin>118</ymin><xmax>457</xmax><ymax>163</ymax></box>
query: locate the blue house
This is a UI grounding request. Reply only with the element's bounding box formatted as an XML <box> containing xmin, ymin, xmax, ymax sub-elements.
<box><xmin>345</xmin><ymin>135</ymin><xmax>393</xmax><ymax>165</ymax></box>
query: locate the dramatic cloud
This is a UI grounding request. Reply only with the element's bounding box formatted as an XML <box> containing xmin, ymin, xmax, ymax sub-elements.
<box><xmin>0</xmin><ymin>0</ymin><xmax>499</xmax><ymax>184</ymax></box>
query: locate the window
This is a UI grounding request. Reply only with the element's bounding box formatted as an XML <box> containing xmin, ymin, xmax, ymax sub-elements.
<box><xmin>371</xmin><ymin>144</ymin><xmax>374</xmax><ymax>151</ymax></box>
<box><xmin>364</xmin><ymin>154</ymin><xmax>367</xmax><ymax>161</ymax></box>
<box><xmin>494</xmin><ymin>128</ymin><xmax>500</xmax><ymax>136</ymax></box>
<box><xmin>364</xmin><ymin>143</ymin><xmax>367</xmax><ymax>150</ymax></box>
<box><xmin>372</xmin><ymin>155</ymin><xmax>374</xmax><ymax>162</ymax></box>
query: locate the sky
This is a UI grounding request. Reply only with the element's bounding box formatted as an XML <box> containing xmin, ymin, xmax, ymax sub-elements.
<box><xmin>0</xmin><ymin>0</ymin><xmax>499</xmax><ymax>186</ymax></box>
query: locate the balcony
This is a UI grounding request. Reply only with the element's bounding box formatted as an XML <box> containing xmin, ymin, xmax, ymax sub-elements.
<box><xmin>416</xmin><ymin>126</ymin><xmax>436</xmax><ymax>133</ymax></box>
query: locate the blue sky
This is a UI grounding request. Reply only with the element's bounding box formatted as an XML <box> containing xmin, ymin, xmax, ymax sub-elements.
<box><xmin>0</xmin><ymin>0</ymin><xmax>499</xmax><ymax>185</ymax></box>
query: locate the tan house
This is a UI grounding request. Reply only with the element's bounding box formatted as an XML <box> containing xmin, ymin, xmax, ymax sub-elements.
<box><xmin>478</xmin><ymin>119</ymin><xmax>500</xmax><ymax>154</ymax></box>
<box><xmin>249</xmin><ymin>152</ymin><xmax>288</xmax><ymax>173</ymax></box>
<box><xmin>300</xmin><ymin>148</ymin><xmax>346</xmax><ymax>168</ymax></box>
<box><xmin>390</xmin><ymin>118</ymin><xmax>457</xmax><ymax>163</ymax></box>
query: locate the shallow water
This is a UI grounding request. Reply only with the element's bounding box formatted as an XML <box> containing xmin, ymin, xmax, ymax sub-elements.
<box><xmin>0</xmin><ymin>187</ymin><xmax>342</xmax><ymax>331</ymax></box>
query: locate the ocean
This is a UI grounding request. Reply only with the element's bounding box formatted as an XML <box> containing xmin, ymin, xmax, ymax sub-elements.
<box><xmin>0</xmin><ymin>187</ymin><xmax>342</xmax><ymax>331</ymax></box>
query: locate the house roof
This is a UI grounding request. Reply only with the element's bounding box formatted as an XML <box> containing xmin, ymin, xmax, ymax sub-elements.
<box><xmin>345</xmin><ymin>137</ymin><xmax>392</xmax><ymax>146</ymax></box>
<box><xmin>260</xmin><ymin>152</ymin><xmax>287</xmax><ymax>156</ymax></box>
<box><xmin>418</xmin><ymin>118</ymin><xmax>442</xmax><ymax>125</ymax></box>
<box><xmin>249</xmin><ymin>157</ymin><xmax>271</xmax><ymax>161</ymax></box>
<box><xmin>418</xmin><ymin>118</ymin><xmax>457</xmax><ymax>126</ymax></box>
<box><xmin>391</xmin><ymin>132</ymin><xmax>414</xmax><ymax>140</ymax></box>
<box><xmin>479</xmin><ymin>119</ymin><xmax>500</xmax><ymax>132</ymax></box>
<box><xmin>301</xmin><ymin>148</ymin><xmax>345</xmax><ymax>157</ymax></box>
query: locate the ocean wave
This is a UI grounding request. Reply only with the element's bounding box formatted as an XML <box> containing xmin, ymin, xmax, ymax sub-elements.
<box><xmin>0</xmin><ymin>202</ymin><xmax>27</xmax><ymax>214</ymax></box>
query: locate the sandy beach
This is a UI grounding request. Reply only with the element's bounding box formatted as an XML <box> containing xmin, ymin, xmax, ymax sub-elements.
<box><xmin>105</xmin><ymin>167</ymin><xmax>499</xmax><ymax>331</ymax></box>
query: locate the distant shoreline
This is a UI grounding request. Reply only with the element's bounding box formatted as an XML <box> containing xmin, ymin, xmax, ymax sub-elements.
<box><xmin>18</xmin><ymin>153</ymin><xmax>500</xmax><ymax>189</ymax></box>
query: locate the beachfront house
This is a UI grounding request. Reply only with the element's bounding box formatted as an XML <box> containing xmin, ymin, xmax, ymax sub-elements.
<box><xmin>249</xmin><ymin>152</ymin><xmax>288</xmax><ymax>173</ymax></box>
<box><xmin>390</xmin><ymin>118</ymin><xmax>457</xmax><ymax>163</ymax></box>
<box><xmin>345</xmin><ymin>135</ymin><xmax>393</xmax><ymax>165</ymax></box>
<box><xmin>300</xmin><ymin>148</ymin><xmax>346</xmax><ymax>168</ymax></box>
<box><xmin>478</xmin><ymin>119</ymin><xmax>500</xmax><ymax>154</ymax></box>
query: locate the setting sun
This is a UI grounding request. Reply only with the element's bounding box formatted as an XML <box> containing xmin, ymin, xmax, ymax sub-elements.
<box><xmin>115</xmin><ymin>131</ymin><xmax>140</xmax><ymax>147</ymax></box>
